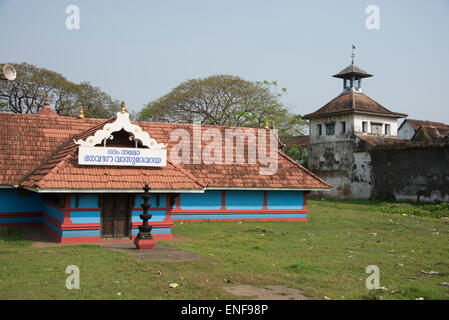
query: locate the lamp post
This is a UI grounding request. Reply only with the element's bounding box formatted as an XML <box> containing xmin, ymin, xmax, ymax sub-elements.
<box><xmin>134</xmin><ymin>183</ymin><xmax>156</xmax><ymax>249</ymax></box>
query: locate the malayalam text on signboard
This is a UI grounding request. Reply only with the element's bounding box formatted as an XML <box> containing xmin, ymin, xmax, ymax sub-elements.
<box><xmin>78</xmin><ymin>146</ymin><xmax>167</xmax><ymax>167</ymax></box>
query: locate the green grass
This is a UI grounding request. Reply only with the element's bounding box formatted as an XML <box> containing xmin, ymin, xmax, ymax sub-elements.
<box><xmin>0</xmin><ymin>199</ymin><xmax>448</xmax><ymax>300</ymax></box>
<box><xmin>311</xmin><ymin>199</ymin><xmax>449</xmax><ymax>219</ymax></box>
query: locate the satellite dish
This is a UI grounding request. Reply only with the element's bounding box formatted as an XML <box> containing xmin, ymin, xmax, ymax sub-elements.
<box><xmin>1</xmin><ymin>64</ymin><xmax>17</xmax><ymax>81</ymax></box>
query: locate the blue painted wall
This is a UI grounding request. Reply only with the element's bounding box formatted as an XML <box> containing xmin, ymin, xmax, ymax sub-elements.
<box><xmin>225</xmin><ymin>190</ymin><xmax>264</xmax><ymax>210</ymax></box>
<box><xmin>135</xmin><ymin>194</ymin><xmax>166</xmax><ymax>208</ymax></box>
<box><xmin>67</xmin><ymin>194</ymin><xmax>168</xmax><ymax>224</ymax></box>
<box><xmin>0</xmin><ymin>188</ymin><xmax>43</xmax><ymax>213</ymax></box>
<box><xmin>62</xmin><ymin>229</ymin><xmax>100</xmax><ymax>238</ymax></box>
<box><xmin>267</xmin><ymin>191</ymin><xmax>303</xmax><ymax>209</ymax></box>
<box><xmin>172</xmin><ymin>213</ymin><xmax>306</xmax><ymax>220</ymax></box>
<box><xmin>1</xmin><ymin>188</ymin><xmax>306</xmax><ymax>240</ymax></box>
<box><xmin>0</xmin><ymin>216</ymin><xmax>42</xmax><ymax>224</ymax></box>
<box><xmin>43</xmin><ymin>203</ymin><xmax>64</xmax><ymax>223</ymax></box>
<box><xmin>62</xmin><ymin>227</ymin><xmax>172</xmax><ymax>238</ymax></box>
<box><xmin>179</xmin><ymin>191</ymin><xmax>222</xmax><ymax>210</ymax></box>
<box><xmin>174</xmin><ymin>190</ymin><xmax>304</xmax><ymax>212</ymax></box>
<box><xmin>132</xmin><ymin>209</ymin><xmax>166</xmax><ymax>222</ymax></box>
<box><xmin>71</xmin><ymin>194</ymin><xmax>98</xmax><ymax>209</ymax></box>
<box><xmin>70</xmin><ymin>211</ymin><xmax>100</xmax><ymax>224</ymax></box>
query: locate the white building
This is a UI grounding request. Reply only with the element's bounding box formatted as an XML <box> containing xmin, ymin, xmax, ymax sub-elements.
<box><xmin>304</xmin><ymin>55</ymin><xmax>407</xmax><ymax>199</ymax></box>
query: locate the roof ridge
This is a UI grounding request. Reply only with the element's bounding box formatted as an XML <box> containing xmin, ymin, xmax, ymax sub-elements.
<box><xmin>408</xmin><ymin>119</ymin><xmax>449</xmax><ymax>129</ymax></box>
<box><xmin>277</xmin><ymin>150</ymin><xmax>332</xmax><ymax>188</ymax></box>
<box><xmin>303</xmin><ymin>93</ymin><xmax>349</xmax><ymax>119</ymax></box>
<box><xmin>0</xmin><ymin>112</ymin><xmax>108</xmax><ymax>122</ymax></box>
<box><xmin>34</xmin><ymin>152</ymin><xmax>74</xmax><ymax>187</ymax></box>
<box><xmin>357</xmin><ymin>92</ymin><xmax>407</xmax><ymax>117</ymax></box>
<box><xmin>351</xmin><ymin>91</ymin><xmax>356</xmax><ymax>110</ymax></box>
<box><xmin>18</xmin><ymin>137</ymin><xmax>79</xmax><ymax>187</ymax></box>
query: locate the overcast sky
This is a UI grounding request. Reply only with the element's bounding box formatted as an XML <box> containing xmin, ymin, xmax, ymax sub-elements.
<box><xmin>1</xmin><ymin>0</ymin><xmax>448</xmax><ymax>124</ymax></box>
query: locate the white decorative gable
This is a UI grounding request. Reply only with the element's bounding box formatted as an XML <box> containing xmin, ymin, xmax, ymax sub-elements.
<box><xmin>74</xmin><ymin>111</ymin><xmax>167</xmax><ymax>149</ymax></box>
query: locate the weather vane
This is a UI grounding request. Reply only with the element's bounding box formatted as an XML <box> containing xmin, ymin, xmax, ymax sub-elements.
<box><xmin>351</xmin><ymin>45</ymin><xmax>356</xmax><ymax>63</ymax></box>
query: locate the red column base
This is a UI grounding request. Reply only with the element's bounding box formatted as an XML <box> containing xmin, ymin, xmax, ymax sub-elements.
<box><xmin>134</xmin><ymin>238</ymin><xmax>156</xmax><ymax>250</ymax></box>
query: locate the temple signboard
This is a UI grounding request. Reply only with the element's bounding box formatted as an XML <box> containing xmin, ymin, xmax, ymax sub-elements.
<box><xmin>78</xmin><ymin>146</ymin><xmax>166</xmax><ymax>167</ymax></box>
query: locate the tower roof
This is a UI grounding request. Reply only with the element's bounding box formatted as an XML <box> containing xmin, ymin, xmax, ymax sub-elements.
<box><xmin>36</xmin><ymin>93</ymin><xmax>58</xmax><ymax>116</ymax></box>
<box><xmin>332</xmin><ymin>61</ymin><xmax>373</xmax><ymax>79</ymax></box>
<box><xmin>333</xmin><ymin>46</ymin><xmax>373</xmax><ymax>79</ymax></box>
<box><xmin>303</xmin><ymin>92</ymin><xmax>407</xmax><ymax>119</ymax></box>
<box><xmin>305</xmin><ymin>47</ymin><xmax>406</xmax><ymax>119</ymax></box>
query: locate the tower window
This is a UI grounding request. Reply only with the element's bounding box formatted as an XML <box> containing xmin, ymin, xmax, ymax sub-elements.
<box><xmin>341</xmin><ymin>121</ymin><xmax>346</xmax><ymax>133</ymax></box>
<box><xmin>385</xmin><ymin>124</ymin><xmax>391</xmax><ymax>135</ymax></box>
<box><xmin>372</xmin><ymin>123</ymin><xmax>383</xmax><ymax>135</ymax></box>
<box><xmin>326</xmin><ymin>123</ymin><xmax>335</xmax><ymax>135</ymax></box>
<box><xmin>362</xmin><ymin>121</ymin><xmax>368</xmax><ymax>133</ymax></box>
<box><xmin>317</xmin><ymin>124</ymin><xmax>322</xmax><ymax>136</ymax></box>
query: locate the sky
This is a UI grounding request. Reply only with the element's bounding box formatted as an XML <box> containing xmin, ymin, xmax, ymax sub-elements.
<box><xmin>0</xmin><ymin>0</ymin><xmax>448</xmax><ymax>124</ymax></box>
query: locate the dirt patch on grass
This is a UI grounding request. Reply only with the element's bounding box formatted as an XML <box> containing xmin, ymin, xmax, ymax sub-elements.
<box><xmin>11</xmin><ymin>227</ymin><xmax>200</xmax><ymax>261</ymax></box>
<box><xmin>169</xmin><ymin>234</ymin><xmax>197</xmax><ymax>242</ymax></box>
<box><xmin>98</xmin><ymin>242</ymin><xmax>201</xmax><ymax>262</ymax></box>
<box><xmin>223</xmin><ymin>285</ymin><xmax>308</xmax><ymax>300</ymax></box>
<box><xmin>243</xmin><ymin>227</ymin><xmax>274</xmax><ymax>234</ymax></box>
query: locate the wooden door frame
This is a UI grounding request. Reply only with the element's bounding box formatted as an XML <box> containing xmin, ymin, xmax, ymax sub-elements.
<box><xmin>100</xmin><ymin>194</ymin><xmax>134</xmax><ymax>240</ymax></box>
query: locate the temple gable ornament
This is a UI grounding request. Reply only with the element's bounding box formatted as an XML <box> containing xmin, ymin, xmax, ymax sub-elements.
<box><xmin>74</xmin><ymin>107</ymin><xmax>167</xmax><ymax>167</ymax></box>
<box><xmin>74</xmin><ymin>109</ymin><xmax>167</xmax><ymax>149</ymax></box>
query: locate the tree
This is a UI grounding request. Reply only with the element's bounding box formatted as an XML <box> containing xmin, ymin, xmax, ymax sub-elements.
<box><xmin>0</xmin><ymin>62</ymin><xmax>120</xmax><ymax>118</ymax></box>
<box><xmin>139</xmin><ymin>75</ymin><xmax>287</xmax><ymax>126</ymax></box>
<box><xmin>138</xmin><ymin>74</ymin><xmax>308</xmax><ymax>164</ymax></box>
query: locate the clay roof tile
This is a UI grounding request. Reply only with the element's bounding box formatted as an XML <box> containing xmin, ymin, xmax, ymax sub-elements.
<box><xmin>1</xmin><ymin>112</ymin><xmax>331</xmax><ymax>191</ymax></box>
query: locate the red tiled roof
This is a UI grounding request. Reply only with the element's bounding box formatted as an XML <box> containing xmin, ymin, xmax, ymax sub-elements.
<box><xmin>0</xmin><ymin>113</ymin><xmax>104</xmax><ymax>186</ymax></box>
<box><xmin>303</xmin><ymin>92</ymin><xmax>407</xmax><ymax>119</ymax></box>
<box><xmin>356</xmin><ymin>134</ymin><xmax>406</xmax><ymax>148</ymax></box>
<box><xmin>400</xmin><ymin>119</ymin><xmax>449</xmax><ymax>131</ymax></box>
<box><xmin>36</xmin><ymin>107</ymin><xmax>58</xmax><ymax>116</ymax></box>
<box><xmin>411</xmin><ymin>126</ymin><xmax>449</xmax><ymax>142</ymax></box>
<box><xmin>289</xmin><ymin>135</ymin><xmax>309</xmax><ymax>147</ymax></box>
<box><xmin>0</xmin><ymin>112</ymin><xmax>331</xmax><ymax>191</ymax></box>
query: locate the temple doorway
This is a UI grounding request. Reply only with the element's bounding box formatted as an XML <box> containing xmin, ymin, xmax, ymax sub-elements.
<box><xmin>101</xmin><ymin>194</ymin><xmax>133</xmax><ymax>239</ymax></box>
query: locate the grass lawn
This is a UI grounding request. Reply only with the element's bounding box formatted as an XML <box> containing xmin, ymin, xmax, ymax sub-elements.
<box><xmin>0</xmin><ymin>199</ymin><xmax>448</xmax><ymax>300</ymax></box>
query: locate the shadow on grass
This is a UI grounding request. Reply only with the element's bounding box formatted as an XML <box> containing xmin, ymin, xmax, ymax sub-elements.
<box><xmin>0</xmin><ymin>227</ymin><xmax>31</xmax><ymax>247</ymax></box>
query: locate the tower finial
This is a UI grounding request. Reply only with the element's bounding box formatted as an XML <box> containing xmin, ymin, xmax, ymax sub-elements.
<box><xmin>121</xmin><ymin>101</ymin><xmax>126</xmax><ymax>114</ymax></box>
<box><xmin>44</xmin><ymin>93</ymin><xmax>50</xmax><ymax>107</ymax></box>
<box><xmin>264</xmin><ymin>119</ymin><xmax>269</xmax><ymax>129</ymax></box>
<box><xmin>78</xmin><ymin>106</ymin><xmax>84</xmax><ymax>119</ymax></box>
<box><xmin>351</xmin><ymin>45</ymin><xmax>356</xmax><ymax>64</ymax></box>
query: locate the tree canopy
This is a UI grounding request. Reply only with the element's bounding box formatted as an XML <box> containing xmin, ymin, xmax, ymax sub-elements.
<box><xmin>138</xmin><ymin>74</ymin><xmax>308</xmax><ymax>165</ymax></box>
<box><xmin>0</xmin><ymin>62</ymin><xmax>120</xmax><ymax>118</ymax></box>
<box><xmin>140</xmin><ymin>75</ymin><xmax>289</xmax><ymax>125</ymax></box>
